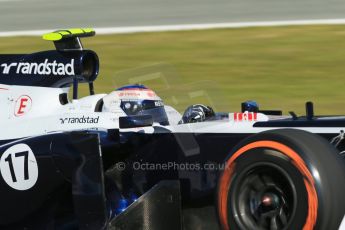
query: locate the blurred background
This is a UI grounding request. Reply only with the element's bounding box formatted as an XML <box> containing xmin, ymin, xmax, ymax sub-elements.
<box><xmin>1</xmin><ymin>0</ymin><xmax>345</xmax><ymax>114</ymax></box>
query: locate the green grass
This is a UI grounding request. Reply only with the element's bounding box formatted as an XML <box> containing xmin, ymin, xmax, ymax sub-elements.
<box><xmin>1</xmin><ymin>25</ymin><xmax>345</xmax><ymax>114</ymax></box>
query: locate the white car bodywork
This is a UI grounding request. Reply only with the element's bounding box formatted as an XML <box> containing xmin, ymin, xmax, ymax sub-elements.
<box><xmin>1</xmin><ymin>83</ymin><xmax>345</xmax><ymax>142</ymax></box>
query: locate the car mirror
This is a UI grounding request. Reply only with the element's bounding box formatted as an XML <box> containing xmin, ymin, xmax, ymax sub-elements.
<box><xmin>119</xmin><ymin>115</ymin><xmax>153</xmax><ymax>129</ymax></box>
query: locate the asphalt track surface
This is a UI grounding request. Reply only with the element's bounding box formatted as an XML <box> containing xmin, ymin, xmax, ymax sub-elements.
<box><xmin>1</xmin><ymin>0</ymin><xmax>345</xmax><ymax>32</ymax></box>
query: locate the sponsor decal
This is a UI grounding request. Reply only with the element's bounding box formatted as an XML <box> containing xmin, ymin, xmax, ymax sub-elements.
<box><xmin>233</xmin><ymin>112</ymin><xmax>257</xmax><ymax>122</ymax></box>
<box><xmin>0</xmin><ymin>59</ymin><xmax>75</xmax><ymax>76</ymax></box>
<box><xmin>0</xmin><ymin>144</ymin><xmax>38</xmax><ymax>190</ymax></box>
<box><xmin>146</xmin><ymin>91</ymin><xmax>156</xmax><ymax>98</ymax></box>
<box><xmin>118</xmin><ymin>92</ymin><xmax>141</xmax><ymax>97</ymax></box>
<box><xmin>60</xmin><ymin>115</ymin><xmax>99</xmax><ymax>124</ymax></box>
<box><xmin>154</xmin><ymin>101</ymin><xmax>164</xmax><ymax>107</ymax></box>
<box><xmin>14</xmin><ymin>95</ymin><xmax>32</xmax><ymax>117</ymax></box>
<box><xmin>114</xmin><ymin>90</ymin><xmax>161</xmax><ymax>101</ymax></box>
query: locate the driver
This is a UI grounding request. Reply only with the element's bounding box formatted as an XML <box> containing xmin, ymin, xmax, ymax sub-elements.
<box><xmin>102</xmin><ymin>84</ymin><xmax>215</xmax><ymax>125</ymax></box>
<box><xmin>102</xmin><ymin>84</ymin><xmax>170</xmax><ymax>125</ymax></box>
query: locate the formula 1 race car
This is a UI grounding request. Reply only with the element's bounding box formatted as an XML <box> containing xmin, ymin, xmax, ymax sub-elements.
<box><xmin>1</xmin><ymin>28</ymin><xmax>345</xmax><ymax>230</ymax></box>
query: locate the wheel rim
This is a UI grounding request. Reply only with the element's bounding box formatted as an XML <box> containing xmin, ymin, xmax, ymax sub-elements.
<box><xmin>230</xmin><ymin>163</ymin><xmax>297</xmax><ymax>230</ymax></box>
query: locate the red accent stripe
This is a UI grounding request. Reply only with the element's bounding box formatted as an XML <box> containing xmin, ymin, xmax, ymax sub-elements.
<box><xmin>0</xmin><ymin>88</ymin><xmax>8</xmax><ymax>90</ymax></box>
<box><xmin>218</xmin><ymin>141</ymin><xmax>318</xmax><ymax>230</ymax></box>
<box><xmin>118</xmin><ymin>88</ymin><xmax>152</xmax><ymax>91</ymax></box>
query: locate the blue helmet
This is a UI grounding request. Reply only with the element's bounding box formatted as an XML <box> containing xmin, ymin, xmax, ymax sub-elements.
<box><xmin>115</xmin><ymin>85</ymin><xmax>169</xmax><ymax>125</ymax></box>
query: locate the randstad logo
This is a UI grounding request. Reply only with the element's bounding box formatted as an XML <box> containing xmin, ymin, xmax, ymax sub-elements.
<box><xmin>0</xmin><ymin>59</ymin><xmax>75</xmax><ymax>76</ymax></box>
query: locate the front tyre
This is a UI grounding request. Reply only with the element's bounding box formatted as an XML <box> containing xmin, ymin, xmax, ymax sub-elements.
<box><xmin>218</xmin><ymin>129</ymin><xmax>345</xmax><ymax>230</ymax></box>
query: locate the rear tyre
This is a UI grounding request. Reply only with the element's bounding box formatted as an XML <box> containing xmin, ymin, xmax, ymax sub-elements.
<box><xmin>217</xmin><ymin>129</ymin><xmax>345</xmax><ymax>230</ymax></box>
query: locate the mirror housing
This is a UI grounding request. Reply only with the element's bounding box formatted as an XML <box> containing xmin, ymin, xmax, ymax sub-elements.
<box><xmin>119</xmin><ymin>115</ymin><xmax>153</xmax><ymax>129</ymax></box>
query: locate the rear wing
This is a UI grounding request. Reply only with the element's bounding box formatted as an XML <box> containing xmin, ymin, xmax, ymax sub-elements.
<box><xmin>42</xmin><ymin>28</ymin><xmax>95</xmax><ymax>51</ymax></box>
<box><xmin>0</xmin><ymin>28</ymin><xmax>98</xmax><ymax>99</ymax></box>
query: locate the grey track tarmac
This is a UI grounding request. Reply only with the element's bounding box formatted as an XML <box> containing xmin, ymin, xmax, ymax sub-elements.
<box><xmin>0</xmin><ymin>0</ymin><xmax>345</xmax><ymax>31</ymax></box>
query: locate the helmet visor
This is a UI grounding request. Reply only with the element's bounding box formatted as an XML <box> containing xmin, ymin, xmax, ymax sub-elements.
<box><xmin>120</xmin><ymin>100</ymin><xmax>169</xmax><ymax>125</ymax></box>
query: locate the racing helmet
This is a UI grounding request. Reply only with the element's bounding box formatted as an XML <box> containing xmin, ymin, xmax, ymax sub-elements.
<box><xmin>103</xmin><ymin>84</ymin><xmax>169</xmax><ymax>126</ymax></box>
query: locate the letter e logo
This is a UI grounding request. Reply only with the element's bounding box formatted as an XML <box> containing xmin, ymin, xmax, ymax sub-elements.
<box><xmin>15</xmin><ymin>95</ymin><xmax>32</xmax><ymax>117</ymax></box>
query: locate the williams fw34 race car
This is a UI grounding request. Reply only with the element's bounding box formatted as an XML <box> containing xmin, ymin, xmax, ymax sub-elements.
<box><xmin>0</xmin><ymin>28</ymin><xmax>345</xmax><ymax>230</ymax></box>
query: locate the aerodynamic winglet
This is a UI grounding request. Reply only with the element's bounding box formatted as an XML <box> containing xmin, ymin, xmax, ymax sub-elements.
<box><xmin>42</xmin><ymin>28</ymin><xmax>95</xmax><ymax>51</ymax></box>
